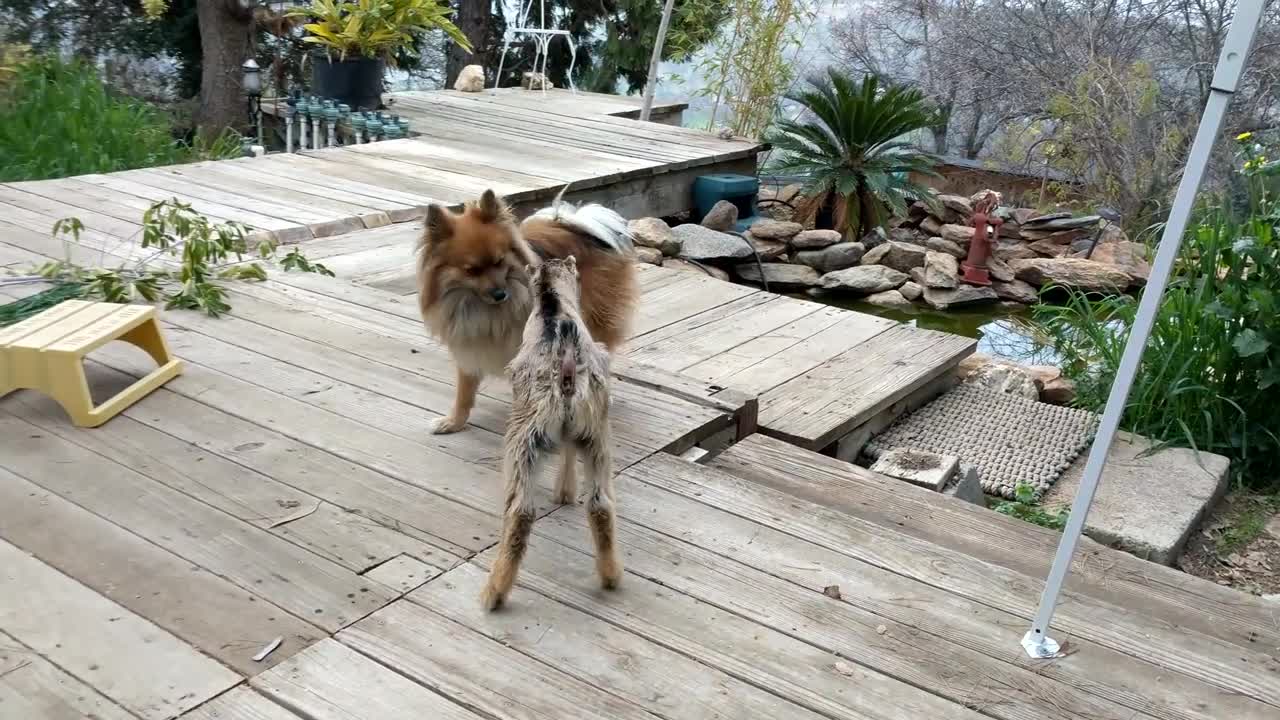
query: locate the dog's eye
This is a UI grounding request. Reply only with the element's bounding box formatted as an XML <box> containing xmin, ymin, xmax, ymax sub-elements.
<box><xmin>465</xmin><ymin>266</ymin><xmax>483</xmax><ymax>276</ymax></box>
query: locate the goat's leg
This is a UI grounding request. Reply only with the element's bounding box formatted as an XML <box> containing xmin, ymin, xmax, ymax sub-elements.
<box><xmin>482</xmin><ymin>421</ymin><xmax>550</xmax><ymax>610</ymax></box>
<box><xmin>580</xmin><ymin>425</ymin><xmax>621</xmax><ymax>590</ymax></box>
<box><xmin>555</xmin><ymin>445</ymin><xmax>578</xmax><ymax>505</ymax></box>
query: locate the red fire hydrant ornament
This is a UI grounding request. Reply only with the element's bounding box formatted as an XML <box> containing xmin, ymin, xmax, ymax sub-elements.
<box><xmin>961</xmin><ymin>191</ymin><xmax>1002</xmax><ymax>286</ymax></box>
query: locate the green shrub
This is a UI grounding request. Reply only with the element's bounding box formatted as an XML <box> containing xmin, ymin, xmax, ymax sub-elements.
<box><xmin>0</xmin><ymin>54</ymin><xmax>237</xmax><ymax>182</ymax></box>
<box><xmin>1032</xmin><ymin>172</ymin><xmax>1280</xmax><ymax>487</ymax></box>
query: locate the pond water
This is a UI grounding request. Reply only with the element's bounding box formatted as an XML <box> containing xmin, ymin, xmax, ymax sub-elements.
<box><xmin>809</xmin><ymin>295</ymin><xmax>1061</xmax><ymax>366</ymax></box>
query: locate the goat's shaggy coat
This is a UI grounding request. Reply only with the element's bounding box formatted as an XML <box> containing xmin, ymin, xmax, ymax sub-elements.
<box><xmin>416</xmin><ymin>189</ymin><xmax>637</xmax><ymax>435</ymax></box>
<box><xmin>480</xmin><ymin>257</ymin><xmax>621</xmax><ymax>609</ymax></box>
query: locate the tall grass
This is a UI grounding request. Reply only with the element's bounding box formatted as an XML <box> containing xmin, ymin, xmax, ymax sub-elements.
<box><xmin>0</xmin><ymin>55</ymin><xmax>238</xmax><ymax>182</ymax></box>
<box><xmin>1032</xmin><ymin>192</ymin><xmax>1280</xmax><ymax>487</ymax></box>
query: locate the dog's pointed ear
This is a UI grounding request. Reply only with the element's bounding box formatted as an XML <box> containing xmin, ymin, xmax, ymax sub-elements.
<box><xmin>424</xmin><ymin>204</ymin><xmax>453</xmax><ymax>245</ymax></box>
<box><xmin>476</xmin><ymin>189</ymin><xmax>509</xmax><ymax>223</ymax></box>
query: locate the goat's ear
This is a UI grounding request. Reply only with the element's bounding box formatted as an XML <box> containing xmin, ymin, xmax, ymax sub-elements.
<box><xmin>424</xmin><ymin>204</ymin><xmax>453</xmax><ymax>244</ymax></box>
<box><xmin>564</xmin><ymin>254</ymin><xmax>578</xmax><ymax>273</ymax></box>
<box><xmin>476</xmin><ymin>189</ymin><xmax>509</xmax><ymax>222</ymax></box>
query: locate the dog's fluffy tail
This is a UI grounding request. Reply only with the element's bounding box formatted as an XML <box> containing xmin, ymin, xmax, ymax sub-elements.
<box><xmin>528</xmin><ymin>186</ymin><xmax>634</xmax><ymax>255</ymax></box>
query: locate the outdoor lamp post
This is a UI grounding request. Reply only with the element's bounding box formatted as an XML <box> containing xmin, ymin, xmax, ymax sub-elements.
<box><xmin>242</xmin><ymin>58</ymin><xmax>263</xmax><ymax>146</ymax></box>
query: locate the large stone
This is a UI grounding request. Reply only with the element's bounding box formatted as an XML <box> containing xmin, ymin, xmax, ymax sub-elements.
<box><xmin>860</xmin><ymin>240</ymin><xmax>927</xmax><ymax>273</ymax></box>
<box><xmin>1023</xmin><ymin>214</ymin><xmax>1100</xmax><ymax>231</ymax></box>
<box><xmin>635</xmin><ymin>246</ymin><xmax>663</xmax><ymax>265</ymax></box>
<box><xmin>453</xmin><ymin>64</ymin><xmax>485</xmax><ymax>92</ymax></box>
<box><xmin>749</xmin><ymin>235</ymin><xmax>788</xmax><ymax>261</ymax></box>
<box><xmin>734</xmin><ymin>262</ymin><xmax>820</xmax><ymax>290</ymax></box>
<box><xmin>954</xmin><ymin>352</ymin><xmax>992</xmax><ymax>381</ymax></box>
<box><xmin>860</xmin><ymin>227</ymin><xmax>888</xmax><ymax>250</ymax></box>
<box><xmin>919</xmin><ymin>216</ymin><xmax>944</xmax><ymax>236</ymax></box>
<box><xmin>522</xmin><ymin>71</ymin><xmax>553</xmax><ymax>90</ymax></box>
<box><xmin>992</xmin><ymin>278</ymin><xmax>1039</xmax><ymax>304</ymax></box>
<box><xmin>662</xmin><ymin>257</ymin><xmax>729</xmax><ymax>281</ymax></box>
<box><xmin>899</xmin><ymin>280</ymin><xmax>923</xmax><ymax>301</ymax></box>
<box><xmin>923</xmin><ymin>251</ymin><xmax>959</xmax><ymax>289</ymax></box>
<box><xmin>922</xmin><ymin>284</ymin><xmax>998</xmax><ymax>310</ymax></box>
<box><xmin>863</xmin><ymin>289</ymin><xmax>913</xmax><ymax>309</ymax></box>
<box><xmin>1012</xmin><ymin>257</ymin><xmax>1131</xmax><ymax>293</ymax></box>
<box><xmin>994</xmin><ymin>242</ymin><xmax>1040</xmax><ymax>262</ymax></box>
<box><xmin>1089</xmin><ymin>240</ymin><xmax>1151</xmax><ymax>286</ymax></box>
<box><xmin>673</xmin><ymin>224</ymin><xmax>752</xmax><ymax>262</ymax></box>
<box><xmin>963</xmin><ymin>361</ymin><xmax>1040</xmax><ymax>400</ymax></box>
<box><xmin>870</xmin><ymin>448</ymin><xmax>960</xmax><ymax>492</ymax></box>
<box><xmin>1012</xmin><ymin>208</ymin><xmax>1039</xmax><ymax>225</ymax></box>
<box><xmin>820</xmin><ymin>265</ymin><xmax>908</xmax><ymax>294</ymax></box>
<box><xmin>1021</xmin><ymin>228</ymin><xmax>1088</xmax><ymax>244</ymax></box>
<box><xmin>938</xmin><ymin>193</ymin><xmax>973</xmax><ymax>219</ymax></box>
<box><xmin>1043</xmin><ymin>432</ymin><xmax>1230</xmax><ymax>565</ymax></box>
<box><xmin>908</xmin><ymin>266</ymin><xmax>927</xmax><ymax>285</ymax></box>
<box><xmin>748</xmin><ymin>218</ymin><xmax>803</xmax><ymax>240</ymax></box>
<box><xmin>986</xmin><ymin>256</ymin><xmax>1015</xmax><ymax>282</ymax></box>
<box><xmin>939</xmin><ymin>223</ymin><xmax>974</xmax><ymax>245</ymax></box>
<box><xmin>793</xmin><ymin>242</ymin><xmax>865</xmax><ymax>273</ymax></box>
<box><xmin>790</xmin><ymin>229</ymin><xmax>842</xmax><ymax>250</ymax></box>
<box><xmin>888</xmin><ymin>227</ymin><xmax>928</xmax><ymax>246</ymax></box>
<box><xmin>1040</xmin><ymin>376</ymin><xmax>1077</xmax><ymax>405</ymax></box>
<box><xmin>1027</xmin><ymin>239</ymin><xmax>1071</xmax><ymax>257</ymax></box>
<box><xmin>926</xmin><ymin>236</ymin><xmax>965</xmax><ymax>258</ymax></box>
<box><xmin>629</xmin><ymin>217</ymin><xmax>681</xmax><ymax>256</ymax></box>
<box><xmin>701</xmin><ymin>200</ymin><xmax>739</xmax><ymax>231</ymax></box>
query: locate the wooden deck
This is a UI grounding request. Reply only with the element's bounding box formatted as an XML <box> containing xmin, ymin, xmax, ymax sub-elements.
<box><xmin>390</xmin><ymin>87</ymin><xmax>690</xmax><ymax>125</ymax></box>
<box><xmin>2</xmin><ymin>265</ymin><xmax>1278</xmax><ymax>719</ymax></box>
<box><xmin>2</xmin><ymin>88</ymin><xmax>1278</xmax><ymax>720</ymax></box>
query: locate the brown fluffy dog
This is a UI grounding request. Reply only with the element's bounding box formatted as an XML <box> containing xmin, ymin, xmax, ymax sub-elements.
<box><xmin>416</xmin><ymin>189</ymin><xmax>637</xmax><ymax>441</ymax></box>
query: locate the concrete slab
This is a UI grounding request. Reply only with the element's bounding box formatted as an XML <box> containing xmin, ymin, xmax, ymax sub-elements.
<box><xmin>1043</xmin><ymin>432</ymin><xmax>1230</xmax><ymax>565</ymax></box>
<box><xmin>870</xmin><ymin>448</ymin><xmax>959</xmax><ymax>492</ymax></box>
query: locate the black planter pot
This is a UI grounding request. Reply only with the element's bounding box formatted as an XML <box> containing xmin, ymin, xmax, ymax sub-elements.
<box><xmin>311</xmin><ymin>52</ymin><xmax>384</xmax><ymax>111</ymax></box>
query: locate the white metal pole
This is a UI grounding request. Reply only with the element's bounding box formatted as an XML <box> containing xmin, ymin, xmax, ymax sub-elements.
<box><xmin>640</xmin><ymin>0</ymin><xmax>677</xmax><ymax>122</ymax></box>
<box><xmin>1021</xmin><ymin>0</ymin><xmax>1265</xmax><ymax>660</ymax></box>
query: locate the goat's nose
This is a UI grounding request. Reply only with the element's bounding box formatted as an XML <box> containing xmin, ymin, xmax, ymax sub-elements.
<box><xmin>489</xmin><ymin>287</ymin><xmax>509</xmax><ymax>303</ymax></box>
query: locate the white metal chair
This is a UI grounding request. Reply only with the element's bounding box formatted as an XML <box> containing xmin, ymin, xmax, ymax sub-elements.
<box><xmin>494</xmin><ymin>0</ymin><xmax>577</xmax><ymax>94</ymax></box>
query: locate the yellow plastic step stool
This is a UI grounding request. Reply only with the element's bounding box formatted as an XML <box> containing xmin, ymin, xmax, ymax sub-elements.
<box><xmin>0</xmin><ymin>300</ymin><xmax>183</xmax><ymax>427</ymax></box>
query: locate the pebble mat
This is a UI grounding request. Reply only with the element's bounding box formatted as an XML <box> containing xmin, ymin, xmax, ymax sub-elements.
<box><xmin>865</xmin><ymin>383</ymin><xmax>1098</xmax><ymax>499</ymax></box>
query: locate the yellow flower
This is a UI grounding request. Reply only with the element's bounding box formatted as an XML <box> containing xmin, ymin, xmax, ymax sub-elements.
<box><xmin>1237</xmin><ymin>131</ymin><xmax>1254</xmax><ymax>141</ymax></box>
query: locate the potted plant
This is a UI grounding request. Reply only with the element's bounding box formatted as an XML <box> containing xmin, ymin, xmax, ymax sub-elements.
<box><xmin>290</xmin><ymin>0</ymin><xmax>472</xmax><ymax>111</ymax></box>
<box><xmin>767</xmin><ymin>69</ymin><xmax>941</xmax><ymax>240</ymax></box>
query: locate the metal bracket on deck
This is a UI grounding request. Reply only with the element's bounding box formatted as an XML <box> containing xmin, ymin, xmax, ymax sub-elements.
<box><xmin>1020</xmin><ymin>630</ymin><xmax>1062</xmax><ymax>659</ymax></box>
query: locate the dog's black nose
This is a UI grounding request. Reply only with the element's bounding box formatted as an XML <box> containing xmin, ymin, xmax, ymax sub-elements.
<box><xmin>489</xmin><ymin>288</ymin><xmax>509</xmax><ymax>302</ymax></box>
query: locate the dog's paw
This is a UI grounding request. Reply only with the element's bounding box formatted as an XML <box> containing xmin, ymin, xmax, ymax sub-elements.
<box><xmin>429</xmin><ymin>416</ymin><xmax>468</xmax><ymax>434</ymax></box>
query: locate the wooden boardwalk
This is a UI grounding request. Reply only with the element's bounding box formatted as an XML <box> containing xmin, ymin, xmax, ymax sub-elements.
<box><xmin>2</xmin><ymin>89</ymin><xmax>1278</xmax><ymax>720</ymax></box>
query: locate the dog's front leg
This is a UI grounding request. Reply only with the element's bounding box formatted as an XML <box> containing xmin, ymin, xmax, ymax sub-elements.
<box><xmin>431</xmin><ymin>368</ymin><xmax>480</xmax><ymax>434</ymax></box>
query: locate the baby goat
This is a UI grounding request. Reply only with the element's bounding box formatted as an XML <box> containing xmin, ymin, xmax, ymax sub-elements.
<box><xmin>481</xmin><ymin>256</ymin><xmax>622</xmax><ymax>610</ymax></box>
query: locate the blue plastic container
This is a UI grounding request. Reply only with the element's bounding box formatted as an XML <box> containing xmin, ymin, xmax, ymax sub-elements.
<box><xmin>693</xmin><ymin>174</ymin><xmax>760</xmax><ymax>232</ymax></box>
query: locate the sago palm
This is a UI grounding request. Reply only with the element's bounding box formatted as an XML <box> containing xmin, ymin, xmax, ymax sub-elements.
<box><xmin>767</xmin><ymin>69</ymin><xmax>941</xmax><ymax>239</ymax></box>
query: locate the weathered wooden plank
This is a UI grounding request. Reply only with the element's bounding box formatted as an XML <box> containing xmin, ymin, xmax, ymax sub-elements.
<box><xmin>342</xmin><ymin>600</ymin><xmax>664</xmax><ymax>720</ymax></box>
<box><xmin>307</xmin><ymin>146</ymin><xmax>536</xmax><ymax>202</ymax></box>
<box><xmin>0</xmin><ymin>466</ymin><xmax>324</xmax><ymax>675</ymax></box>
<box><xmin>77</xmin><ymin>173</ymin><xmax>305</xmax><ymax>241</ymax></box>
<box><xmin>252</xmin><ymin>153</ymin><xmax>467</xmax><ymax>208</ymax></box>
<box><xmin>292</xmin><ymin>225</ymin><xmax>419</xmax><ymax>263</ymax></box>
<box><xmin>311</xmin><ymin>240</ymin><xmax>416</xmax><ymax>278</ymax></box>
<box><xmin>671</xmin><ymin>446</ymin><xmax>1280</xmax><ymax>707</ymax></box>
<box><xmin>188</xmin><ymin>162</ymin><xmax>393</xmax><ymax>228</ymax></box>
<box><xmin>0</xmin><ymin>202</ymin><xmax>147</xmax><ymax>262</ymax></box>
<box><xmin>692</xmin><ymin>307</ymin><xmax>895</xmax><ymax>395</ymax></box>
<box><xmin>9</xmin><ymin>177</ymin><xmax>180</xmax><ymax>227</ymax></box>
<box><xmin>0</xmin><ymin>633</ymin><xmax>137</xmax><ymax>720</ymax></box>
<box><xmin>0</xmin><ymin>239</ymin><xmax>47</xmax><ymax>267</ymax></box>
<box><xmin>759</xmin><ymin>323</ymin><xmax>976</xmax><ymax>449</ymax></box>
<box><xmin>122</xmin><ymin>168</ymin><xmax>359</xmax><ymax>237</ymax></box>
<box><xmin>0</xmin><ymin>413</ymin><xmax>395</xmax><ymax>632</ymax></box>
<box><xmin>86</xmin><ymin>338</ymin><xmax>512</xmax><ymax>533</ymax></box>
<box><xmin>535</xmin><ymin>503</ymin><xmax>1165</xmax><ymax>720</ymax></box>
<box><xmin>629</xmin><ymin>294</ymin><xmax>821</xmax><ymax>371</ymax></box>
<box><xmin>345</xmin><ymin>138</ymin><xmax>567</xmax><ymax>187</ymax></box>
<box><xmin>0</xmin><ymin>539</ymin><xmax>239</xmax><ymax>720</ymax></box>
<box><xmin>183</xmin><ymin>686</ymin><xmax>307</xmax><ymax>720</ymax></box>
<box><xmin>364</xmin><ymin>555</ymin><xmax>446</xmax><ymax>595</ymax></box>
<box><xmin>712</xmin><ymin>433</ymin><xmax>1280</xmax><ymax>661</ymax></box>
<box><xmin>617</xmin><ymin>455</ymin><xmax>1268</xmax><ymax>720</ymax></box>
<box><xmin>467</xmin><ymin>522</ymin><xmax>982</xmax><ymax>720</ymax></box>
<box><xmin>412</xmin><ymin>562</ymin><xmax>831</xmax><ymax>720</ymax></box>
<box><xmin>627</xmin><ymin>269</ymin><xmax>759</xmax><ymax>338</ymax></box>
<box><xmin>0</xmin><ymin>185</ymin><xmax>144</xmax><ymax>241</ymax></box>
<box><xmin>251</xmin><ymin>639</ymin><xmax>484</xmax><ymax>720</ymax></box>
<box><xmin>276</xmin><ymin>501</ymin><xmax>451</xmax><ymax>573</ymax></box>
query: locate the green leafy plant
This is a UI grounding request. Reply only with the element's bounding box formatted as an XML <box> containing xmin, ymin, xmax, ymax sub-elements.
<box><xmin>1032</xmin><ymin>139</ymin><xmax>1280</xmax><ymax>487</ymax></box>
<box><xmin>992</xmin><ymin>483</ymin><xmax>1068</xmax><ymax>530</ymax></box>
<box><xmin>692</xmin><ymin>0</ymin><xmax>814</xmax><ymax>139</ymax></box>
<box><xmin>290</xmin><ymin>0</ymin><xmax>471</xmax><ymax>64</ymax></box>
<box><xmin>0</xmin><ymin>55</ymin><xmax>240</xmax><ymax>182</ymax></box>
<box><xmin>766</xmin><ymin>70</ymin><xmax>942</xmax><ymax>239</ymax></box>
<box><xmin>21</xmin><ymin>200</ymin><xmax>332</xmax><ymax>320</ymax></box>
